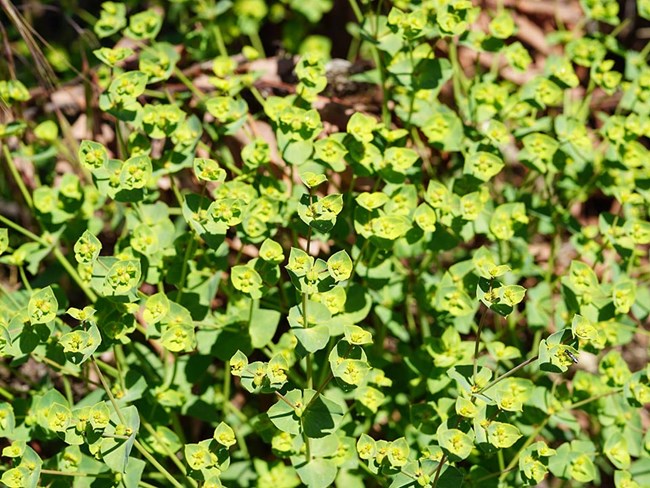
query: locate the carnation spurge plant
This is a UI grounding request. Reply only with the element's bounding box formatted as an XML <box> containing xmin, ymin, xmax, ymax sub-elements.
<box><xmin>0</xmin><ymin>0</ymin><xmax>649</xmax><ymax>487</ymax></box>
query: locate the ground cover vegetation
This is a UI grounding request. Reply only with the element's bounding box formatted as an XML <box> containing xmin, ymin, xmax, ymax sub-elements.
<box><xmin>0</xmin><ymin>0</ymin><xmax>649</xmax><ymax>486</ymax></box>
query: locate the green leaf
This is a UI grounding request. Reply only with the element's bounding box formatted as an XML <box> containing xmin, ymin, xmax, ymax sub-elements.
<box><xmin>102</xmin><ymin>260</ymin><xmax>141</xmax><ymax>296</ymax></box>
<box><xmin>464</xmin><ymin>151</ymin><xmax>504</xmax><ymax>181</ymax></box>
<box><xmin>94</xmin><ymin>2</ymin><xmax>126</xmax><ymax>38</ymax></box>
<box><xmin>250</xmin><ymin>308</ymin><xmax>281</xmax><ymax>348</ymax></box>
<box><xmin>356</xmin><ymin>192</ymin><xmax>389</xmax><ymax>210</ymax></box>
<box><xmin>259</xmin><ymin>239</ymin><xmax>284</xmax><ymax>264</ymax></box>
<box><xmin>194</xmin><ymin>158</ymin><xmax>226</xmax><ymax>182</ymax></box>
<box><xmin>74</xmin><ymin>230</ymin><xmax>102</xmax><ymax>264</ymax></box>
<box><xmin>604</xmin><ymin>432</ymin><xmax>631</xmax><ymax>470</ymax></box>
<box><xmin>79</xmin><ymin>140</ymin><xmax>108</xmax><ymax>170</ymax></box>
<box><xmin>1</xmin><ymin>468</ymin><xmax>30</xmax><ymax>488</ymax></box>
<box><xmin>293</xmin><ymin>457</ymin><xmax>337</xmax><ymax>488</ymax></box>
<box><xmin>413</xmin><ymin>203</ymin><xmax>437</xmax><ymax>232</ymax></box>
<box><xmin>356</xmin><ymin>434</ymin><xmax>376</xmax><ymax>460</ymax></box>
<box><xmin>613</xmin><ymin>278</ymin><xmax>636</xmax><ymax>314</ymax></box>
<box><xmin>268</xmin><ymin>389</ymin><xmax>302</xmax><ymax>435</ymax></box>
<box><xmin>327</xmin><ymin>250</ymin><xmax>353</xmax><ymax>282</ymax></box>
<box><xmin>387</xmin><ymin>437</ymin><xmax>410</xmax><ymax>467</ymax></box>
<box><xmin>94</xmin><ymin>46</ymin><xmax>134</xmax><ymax>67</ymax></box>
<box><xmin>287</xmin><ymin>247</ymin><xmax>314</xmax><ymax>277</ymax></box>
<box><xmin>108</xmin><ymin>71</ymin><xmax>148</xmax><ymax>103</ymax></box>
<box><xmin>0</xmin><ymin>403</ymin><xmax>16</xmax><ymax>437</ymax></box>
<box><xmin>142</xmin><ymin>293</ymin><xmax>170</xmax><ymax>325</ymax></box>
<box><xmin>214</xmin><ymin>422</ymin><xmax>237</xmax><ymax>447</ymax></box>
<box><xmin>0</xmin><ymin>228</ymin><xmax>7</xmax><ymax>255</ymax></box>
<box><xmin>28</xmin><ymin>286</ymin><xmax>58</xmax><ymax>324</ymax></box>
<box><xmin>100</xmin><ymin>405</ymin><xmax>140</xmax><ymax>473</ymax></box>
<box><xmin>185</xmin><ymin>442</ymin><xmax>213</xmax><ymax>470</ymax></box>
<box><xmin>293</xmin><ymin>325</ymin><xmax>330</xmax><ymax>353</ymax></box>
<box><xmin>268</xmin><ymin>389</ymin><xmax>344</xmax><ymax>439</ymax></box>
<box><xmin>89</xmin><ymin>402</ymin><xmax>111</xmax><ymax>430</ymax></box>
<box><xmin>569</xmin><ymin>453</ymin><xmax>597</xmax><ymax>483</ymax></box>
<box><xmin>231</xmin><ymin>265</ymin><xmax>263</xmax><ymax>299</ymax></box>
<box><xmin>438</xmin><ymin>425</ymin><xmax>473</xmax><ymax>461</ymax></box>
<box><xmin>487</xmin><ymin>421</ymin><xmax>522</xmax><ymax>448</ymax></box>
<box><xmin>568</xmin><ymin>260</ymin><xmax>599</xmax><ymax>295</ymax></box>
<box><xmin>333</xmin><ymin>359</ymin><xmax>370</xmax><ymax>387</ymax></box>
<box><xmin>124</xmin><ymin>9</ymin><xmax>163</xmax><ymax>40</ymax></box>
<box><xmin>343</xmin><ymin>325</ymin><xmax>372</xmax><ymax>345</ymax></box>
<box><xmin>60</xmin><ymin>323</ymin><xmax>101</xmax><ymax>364</ymax></box>
<box><xmin>300</xmin><ymin>171</ymin><xmax>327</xmax><ymax>188</ymax></box>
<box><xmin>161</xmin><ymin>324</ymin><xmax>196</xmax><ymax>352</ymax></box>
<box><xmin>120</xmin><ymin>155</ymin><xmax>152</xmax><ymax>190</ymax></box>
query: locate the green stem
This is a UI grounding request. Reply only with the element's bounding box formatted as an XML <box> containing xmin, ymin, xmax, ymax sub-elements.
<box><xmin>578</xmin><ymin>76</ymin><xmax>595</xmax><ymax>121</ymax></box>
<box><xmin>0</xmin><ymin>214</ymin><xmax>98</xmax><ymax>303</ymax></box>
<box><xmin>53</xmin><ymin>246</ymin><xmax>98</xmax><ymax>302</ymax></box>
<box><xmin>546</xmin><ymin>230</ymin><xmax>561</xmax><ymax>284</ymax></box>
<box><xmin>18</xmin><ymin>266</ymin><xmax>32</xmax><ymax>291</ymax></box>
<box><xmin>472</xmin><ymin>297</ymin><xmax>491</xmax><ymax>386</ymax></box>
<box><xmin>303</xmin><ymin>291</ymin><xmax>313</xmax><ymax>390</ymax></box>
<box><xmin>95</xmin><ymin>358</ymin><xmax>120</xmax><ymax>378</ymax></box>
<box><xmin>113</xmin><ymin>344</ymin><xmax>127</xmax><ymax>390</ymax></box>
<box><xmin>92</xmin><ymin>359</ymin><xmax>185</xmax><ymax>488</ymax></box>
<box><xmin>223</xmin><ymin>360</ymin><xmax>231</xmax><ymax>418</ymax></box>
<box><xmin>346</xmin><ymin>0</ymin><xmax>389</xmax><ymax>125</ymax></box>
<box><xmin>275</xmin><ymin>391</ymin><xmax>297</xmax><ymax>409</ymax></box>
<box><xmin>62</xmin><ymin>375</ymin><xmax>73</xmax><ymax>405</ymax></box>
<box><xmin>2</xmin><ymin>143</ymin><xmax>33</xmax><ymax>210</ymax></box>
<box><xmin>169</xmin><ymin>175</ymin><xmax>185</xmax><ymax>208</ymax></box>
<box><xmin>406</xmin><ymin>42</ymin><xmax>416</xmax><ymax>129</ymax></box>
<box><xmin>213</xmin><ymin>24</ymin><xmax>228</xmax><ymax>58</ymax></box>
<box><xmin>499</xmin><ymin>417</ymin><xmax>549</xmax><ymax>482</ymax></box>
<box><xmin>565</xmin><ymin>387</ymin><xmax>624</xmax><ymax>410</ymax></box>
<box><xmin>92</xmin><ymin>358</ymin><xmax>126</xmax><ymax>424</ymax></box>
<box><xmin>162</xmin><ymin>352</ymin><xmax>178</xmax><ymax>390</ymax></box>
<box><xmin>139</xmin><ymin>481</ymin><xmax>158</xmax><ymax>488</ymax></box>
<box><xmin>140</xmin><ymin>420</ymin><xmax>197</xmax><ymax>487</ymax></box>
<box><xmin>448</xmin><ymin>41</ymin><xmax>468</xmax><ymax>122</ymax></box>
<box><xmin>248</xmin><ymin>30</ymin><xmax>266</xmax><ymax>58</ymax></box>
<box><xmin>133</xmin><ymin>440</ymin><xmax>184</xmax><ymax>488</ymax></box>
<box><xmin>346</xmin><ymin>239</ymin><xmax>369</xmax><ymax>290</ymax></box>
<box><xmin>347</xmin><ymin>0</ymin><xmax>363</xmax><ymax>22</ymax></box>
<box><xmin>477</xmin><ymin>355</ymin><xmax>538</xmax><ymax>395</ymax></box>
<box><xmin>249</xmin><ymin>86</ymin><xmax>267</xmax><ymax>111</ymax></box>
<box><xmin>0</xmin><ymin>212</ymin><xmax>42</xmax><ymax>243</ymax></box>
<box><xmin>372</xmin><ymin>45</ymin><xmax>390</xmax><ymax>126</ymax></box>
<box><xmin>175</xmin><ymin>235</ymin><xmax>197</xmax><ymax>302</ymax></box>
<box><xmin>0</xmin><ymin>385</ymin><xmax>14</xmax><ymax>400</ymax></box>
<box><xmin>174</xmin><ymin>67</ymin><xmax>205</xmax><ymax>101</ymax></box>
<box><xmin>640</xmin><ymin>39</ymin><xmax>650</xmax><ymax>59</ymax></box>
<box><xmin>40</xmin><ymin>469</ymin><xmax>111</xmax><ymax>478</ymax></box>
<box><xmin>431</xmin><ymin>454</ymin><xmax>448</xmax><ymax>488</ymax></box>
<box><xmin>34</xmin><ymin>354</ymin><xmax>91</xmax><ymax>381</ymax></box>
<box><xmin>609</xmin><ymin>18</ymin><xmax>631</xmax><ymax>39</ymax></box>
<box><xmin>102</xmin><ymin>434</ymin><xmax>130</xmax><ymax>440</ymax></box>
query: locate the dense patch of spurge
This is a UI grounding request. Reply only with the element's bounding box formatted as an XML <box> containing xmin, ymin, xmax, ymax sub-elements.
<box><xmin>0</xmin><ymin>0</ymin><xmax>649</xmax><ymax>487</ymax></box>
